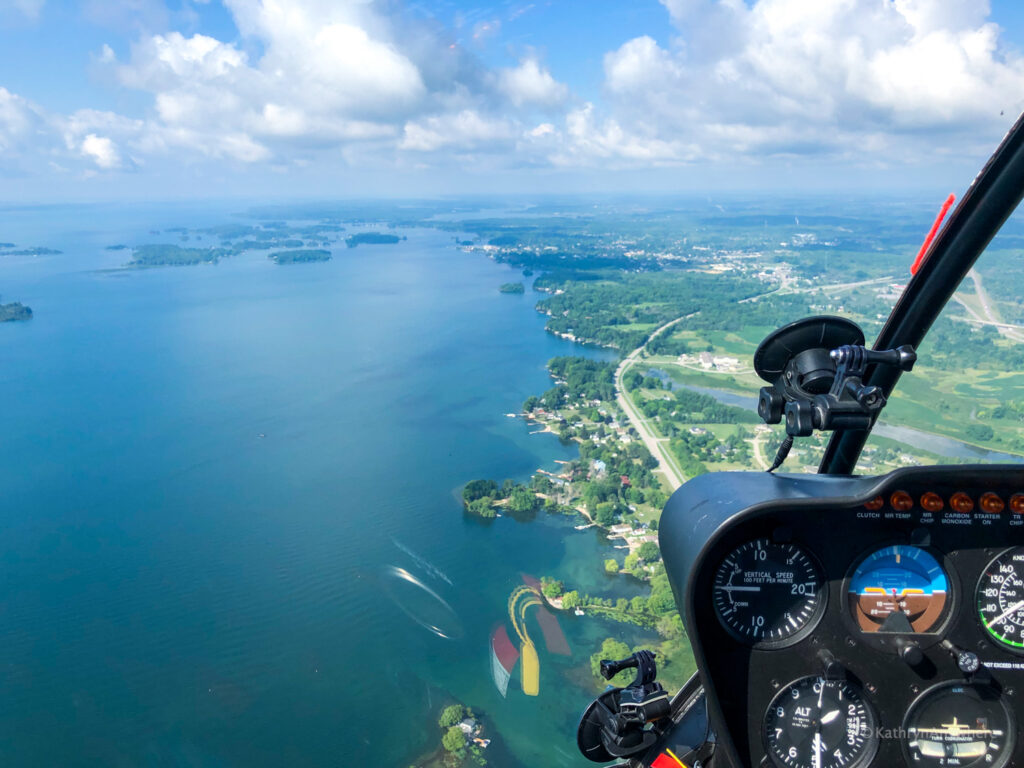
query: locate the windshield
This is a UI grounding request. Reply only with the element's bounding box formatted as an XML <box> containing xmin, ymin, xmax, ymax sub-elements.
<box><xmin>854</xmin><ymin>224</ymin><xmax>1024</xmax><ymax>471</ymax></box>
<box><xmin>4</xmin><ymin>3</ymin><xmax>1024</xmax><ymax>768</ymax></box>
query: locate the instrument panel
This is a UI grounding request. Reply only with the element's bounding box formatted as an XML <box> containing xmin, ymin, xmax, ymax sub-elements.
<box><xmin>658</xmin><ymin>465</ymin><xmax>1024</xmax><ymax>768</ymax></box>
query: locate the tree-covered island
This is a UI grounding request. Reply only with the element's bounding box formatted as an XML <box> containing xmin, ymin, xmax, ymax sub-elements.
<box><xmin>129</xmin><ymin>244</ymin><xmax>233</xmax><ymax>266</ymax></box>
<box><xmin>4</xmin><ymin>247</ymin><xmax>62</xmax><ymax>256</ymax></box>
<box><xmin>268</xmin><ymin>249</ymin><xmax>331</xmax><ymax>264</ymax></box>
<box><xmin>498</xmin><ymin>282</ymin><xmax>525</xmax><ymax>294</ymax></box>
<box><xmin>345</xmin><ymin>232</ymin><xmax>403</xmax><ymax>248</ymax></box>
<box><xmin>410</xmin><ymin>702</ymin><xmax>490</xmax><ymax>768</ymax></box>
<box><xmin>0</xmin><ymin>302</ymin><xmax>32</xmax><ymax>322</ymax></box>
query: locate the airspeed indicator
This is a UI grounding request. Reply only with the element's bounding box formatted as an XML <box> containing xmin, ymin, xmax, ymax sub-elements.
<box><xmin>713</xmin><ymin>539</ymin><xmax>825</xmax><ymax>648</ymax></box>
<box><xmin>978</xmin><ymin>547</ymin><xmax>1024</xmax><ymax>652</ymax></box>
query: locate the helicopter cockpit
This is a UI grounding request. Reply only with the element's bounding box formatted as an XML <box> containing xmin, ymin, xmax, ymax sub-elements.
<box><xmin>577</xmin><ymin>113</ymin><xmax>1024</xmax><ymax>768</ymax></box>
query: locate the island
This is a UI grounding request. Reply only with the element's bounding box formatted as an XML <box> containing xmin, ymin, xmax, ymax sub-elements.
<box><xmin>345</xmin><ymin>232</ymin><xmax>403</xmax><ymax>248</ymax></box>
<box><xmin>412</xmin><ymin>702</ymin><xmax>490</xmax><ymax>767</ymax></box>
<box><xmin>0</xmin><ymin>242</ymin><xmax>14</xmax><ymax>249</ymax></box>
<box><xmin>0</xmin><ymin>302</ymin><xmax>32</xmax><ymax>322</ymax></box>
<box><xmin>128</xmin><ymin>244</ymin><xmax>229</xmax><ymax>266</ymax></box>
<box><xmin>5</xmin><ymin>247</ymin><xmax>62</xmax><ymax>256</ymax></box>
<box><xmin>498</xmin><ymin>282</ymin><xmax>525</xmax><ymax>294</ymax></box>
<box><xmin>268</xmin><ymin>249</ymin><xmax>331</xmax><ymax>264</ymax></box>
<box><xmin>105</xmin><ymin>244</ymin><xmax>129</xmax><ymax>251</ymax></box>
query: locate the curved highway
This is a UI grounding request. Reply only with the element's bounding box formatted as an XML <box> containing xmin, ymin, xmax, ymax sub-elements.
<box><xmin>614</xmin><ymin>315</ymin><xmax>693</xmax><ymax>491</ymax></box>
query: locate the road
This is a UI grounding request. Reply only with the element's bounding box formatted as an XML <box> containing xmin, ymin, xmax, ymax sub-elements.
<box><xmin>970</xmin><ymin>269</ymin><xmax>1024</xmax><ymax>343</ymax></box>
<box><xmin>751</xmin><ymin>429</ymin><xmax>770</xmax><ymax>470</ymax></box>
<box><xmin>614</xmin><ymin>274</ymin><xmax>895</xmax><ymax>488</ymax></box>
<box><xmin>614</xmin><ymin>314</ymin><xmax>694</xmax><ymax>491</ymax></box>
<box><xmin>739</xmin><ymin>274</ymin><xmax>894</xmax><ymax>304</ymax></box>
<box><xmin>951</xmin><ymin>270</ymin><xmax>1024</xmax><ymax>342</ymax></box>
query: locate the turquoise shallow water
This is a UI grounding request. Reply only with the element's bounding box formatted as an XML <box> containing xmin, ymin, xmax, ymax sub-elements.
<box><xmin>0</xmin><ymin>204</ymin><xmax>649</xmax><ymax>767</ymax></box>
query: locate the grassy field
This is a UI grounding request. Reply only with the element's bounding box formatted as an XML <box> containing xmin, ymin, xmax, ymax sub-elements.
<box><xmin>631</xmin><ymin>322</ymin><xmax>1024</xmax><ymax>463</ymax></box>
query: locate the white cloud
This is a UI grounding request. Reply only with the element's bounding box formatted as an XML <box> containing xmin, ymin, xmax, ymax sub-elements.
<box><xmin>2</xmin><ymin>0</ymin><xmax>1022</xmax><ymax>188</ymax></box>
<box><xmin>99</xmin><ymin>1</ymin><xmax>458</xmax><ymax>165</ymax></box>
<box><xmin>0</xmin><ymin>87</ymin><xmax>53</xmax><ymax>175</ymax></box>
<box><xmin>0</xmin><ymin>0</ymin><xmax>44</xmax><ymax>20</ymax></box>
<box><xmin>552</xmin><ymin>103</ymin><xmax>699</xmax><ymax>166</ymax></box>
<box><xmin>592</xmin><ymin>0</ymin><xmax>1024</xmax><ymax>166</ymax></box>
<box><xmin>0</xmin><ymin>87</ymin><xmax>38</xmax><ymax>152</ymax></box>
<box><xmin>498</xmin><ymin>58</ymin><xmax>569</xmax><ymax>108</ymax></box>
<box><xmin>80</xmin><ymin>134</ymin><xmax>122</xmax><ymax>169</ymax></box>
<box><xmin>400</xmin><ymin>109</ymin><xmax>516</xmax><ymax>152</ymax></box>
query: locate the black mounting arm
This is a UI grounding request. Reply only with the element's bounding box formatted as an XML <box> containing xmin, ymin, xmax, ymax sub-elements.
<box><xmin>821</xmin><ymin>109</ymin><xmax>1024</xmax><ymax>474</ymax></box>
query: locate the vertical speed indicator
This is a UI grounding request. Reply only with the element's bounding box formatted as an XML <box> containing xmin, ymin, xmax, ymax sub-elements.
<box><xmin>713</xmin><ymin>539</ymin><xmax>826</xmax><ymax>648</ymax></box>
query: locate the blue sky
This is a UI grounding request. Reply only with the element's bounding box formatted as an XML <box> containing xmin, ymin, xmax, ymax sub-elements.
<box><xmin>2</xmin><ymin>0</ymin><xmax>1024</xmax><ymax>200</ymax></box>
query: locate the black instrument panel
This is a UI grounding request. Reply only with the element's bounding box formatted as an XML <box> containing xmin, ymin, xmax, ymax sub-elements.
<box><xmin>659</xmin><ymin>465</ymin><xmax>1024</xmax><ymax>768</ymax></box>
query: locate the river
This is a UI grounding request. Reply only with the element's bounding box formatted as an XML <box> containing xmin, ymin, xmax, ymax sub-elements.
<box><xmin>661</xmin><ymin>380</ymin><xmax>1023</xmax><ymax>464</ymax></box>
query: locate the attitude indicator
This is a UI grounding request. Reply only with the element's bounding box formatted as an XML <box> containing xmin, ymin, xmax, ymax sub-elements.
<box><xmin>848</xmin><ymin>545</ymin><xmax>949</xmax><ymax>633</ymax></box>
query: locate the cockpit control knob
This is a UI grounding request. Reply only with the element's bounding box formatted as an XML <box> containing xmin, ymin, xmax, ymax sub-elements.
<box><xmin>896</xmin><ymin>638</ymin><xmax>925</xmax><ymax>667</ymax></box>
<box><xmin>941</xmin><ymin>640</ymin><xmax>981</xmax><ymax>675</ymax></box>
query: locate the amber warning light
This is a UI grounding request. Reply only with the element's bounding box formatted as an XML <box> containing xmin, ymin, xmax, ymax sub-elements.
<box><xmin>950</xmin><ymin>492</ymin><xmax>974</xmax><ymax>513</ymax></box>
<box><xmin>980</xmin><ymin>492</ymin><xmax>1005</xmax><ymax>514</ymax></box>
<box><xmin>890</xmin><ymin>491</ymin><xmax>914</xmax><ymax>511</ymax></box>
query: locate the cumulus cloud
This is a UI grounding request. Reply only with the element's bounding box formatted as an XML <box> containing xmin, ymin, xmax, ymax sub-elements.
<box><xmin>97</xmin><ymin>0</ymin><xmax>489</xmax><ymax>165</ymax></box>
<box><xmin>0</xmin><ymin>87</ymin><xmax>52</xmax><ymax>174</ymax></box>
<box><xmin>2</xmin><ymin>0</ymin><xmax>1023</xmax><ymax>186</ymax></box>
<box><xmin>400</xmin><ymin>109</ymin><xmax>516</xmax><ymax>152</ymax></box>
<box><xmin>79</xmin><ymin>134</ymin><xmax>122</xmax><ymax>169</ymax></box>
<box><xmin>498</xmin><ymin>58</ymin><xmax>568</xmax><ymax>107</ymax></box>
<box><xmin>579</xmin><ymin>0</ymin><xmax>1024</xmax><ymax>166</ymax></box>
<box><xmin>0</xmin><ymin>88</ymin><xmax>38</xmax><ymax>150</ymax></box>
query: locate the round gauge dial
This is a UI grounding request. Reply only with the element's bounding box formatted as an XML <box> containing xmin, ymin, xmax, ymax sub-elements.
<box><xmin>712</xmin><ymin>539</ymin><xmax>824</xmax><ymax>647</ymax></box>
<box><xmin>978</xmin><ymin>547</ymin><xmax>1024</xmax><ymax>651</ymax></box>
<box><xmin>763</xmin><ymin>676</ymin><xmax>877</xmax><ymax>768</ymax></box>
<box><xmin>904</xmin><ymin>682</ymin><xmax>1014</xmax><ymax>768</ymax></box>
<box><xmin>848</xmin><ymin>544</ymin><xmax>950</xmax><ymax>633</ymax></box>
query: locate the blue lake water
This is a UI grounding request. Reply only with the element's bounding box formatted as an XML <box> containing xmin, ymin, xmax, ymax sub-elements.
<box><xmin>0</xmin><ymin>204</ymin><xmax>645</xmax><ymax>767</ymax></box>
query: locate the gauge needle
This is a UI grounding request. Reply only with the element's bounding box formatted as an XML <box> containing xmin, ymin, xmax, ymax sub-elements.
<box><xmin>987</xmin><ymin>600</ymin><xmax>1024</xmax><ymax>627</ymax></box>
<box><xmin>717</xmin><ymin>586</ymin><xmax>761</xmax><ymax>592</ymax></box>
<box><xmin>813</xmin><ymin>731</ymin><xmax>822</xmax><ymax>768</ymax></box>
<box><xmin>821</xmin><ymin>710</ymin><xmax>840</xmax><ymax>725</ymax></box>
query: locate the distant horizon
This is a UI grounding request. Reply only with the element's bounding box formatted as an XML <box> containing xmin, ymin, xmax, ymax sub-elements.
<box><xmin>0</xmin><ymin>186</ymin><xmax>998</xmax><ymax>208</ymax></box>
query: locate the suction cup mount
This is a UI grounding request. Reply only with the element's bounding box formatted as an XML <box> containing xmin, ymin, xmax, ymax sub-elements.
<box><xmin>753</xmin><ymin>316</ymin><xmax>916</xmax><ymax>471</ymax></box>
<box><xmin>754</xmin><ymin>316</ymin><xmax>864</xmax><ymax>422</ymax></box>
<box><xmin>577</xmin><ymin>651</ymin><xmax>671</xmax><ymax>762</ymax></box>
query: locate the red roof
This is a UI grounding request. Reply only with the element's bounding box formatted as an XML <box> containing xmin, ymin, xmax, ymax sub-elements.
<box><xmin>620</xmin><ymin>475</ymin><xmax>631</xmax><ymax>486</ymax></box>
